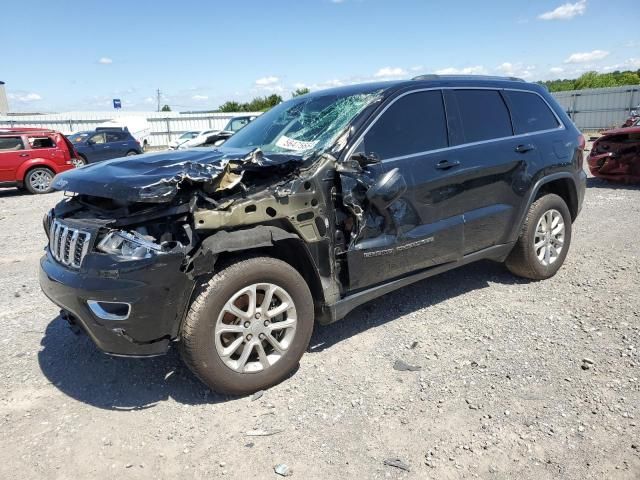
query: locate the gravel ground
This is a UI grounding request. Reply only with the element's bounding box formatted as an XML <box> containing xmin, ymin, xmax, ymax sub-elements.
<box><xmin>0</xmin><ymin>165</ymin><xmax>638</xmax><ymax>479</ymax></box>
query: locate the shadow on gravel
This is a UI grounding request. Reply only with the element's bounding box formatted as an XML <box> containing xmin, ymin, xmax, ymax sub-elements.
<box><xmin>38</xmin><ymin>317</ymin><xmax>231</xmax><ymax>410</ymax></box>
<box><xmin>309</xmin><ymin>260</ymin><xmax>526</xmax><ymax>353</ymax></box>
<box><xmin>38</xmin><ymin>260</ymin><xmax>520</xmax><ymax>408</ymax></box>
<box><xmin>586</xmin><ymin>177</ymin><xmax>640</xmax><ymax>190</ymax></box>
<box><xmin>0</xmin><ymin>188</ymin><xmax>25</xmax><ymax>198</ymax></box>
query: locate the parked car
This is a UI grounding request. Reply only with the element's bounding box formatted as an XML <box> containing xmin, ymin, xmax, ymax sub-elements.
<box><xmin>0</xmin><ymin>127</ymin><xmax>78</xmax><ymax>194</ymax></box>
<box><xmin>39</xmin><ymin>75</ymin><xmax>586</xmax><ymax>395</ymax></box>
<box><xmin>176</xmin><ymin>115</ymin><xmax>257</xmax><ymax>149</ymax></box>
<box><xmin>587</xmin><ymin>126</ymin><xmax>640</xmax><ymax>183</ymax></box>
<box><xmin>168</xmin><ymin>130</ymin><xmax>202</xmax><ymax>149</ymax></box>
<box><xmin>67</xmin><ymin>127</ymin><xmax>143</xmax><ymax>164</ymax></box>
<box><xmin>99</xmin><ymin>117</ymin><xmax>153</xmax><ymax>151</ymax></box>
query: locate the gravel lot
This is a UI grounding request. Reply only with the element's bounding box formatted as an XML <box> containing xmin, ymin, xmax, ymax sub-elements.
<box><xmin>0</xmin><ymin>164</ymin><xmax>638</xmax><ymax>479</ymax></box>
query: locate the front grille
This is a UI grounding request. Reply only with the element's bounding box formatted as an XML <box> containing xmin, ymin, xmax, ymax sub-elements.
<box><xmin>49</xmin><ymin>219</ymin><xmax>91</xmax><ymax>269</ymax></box>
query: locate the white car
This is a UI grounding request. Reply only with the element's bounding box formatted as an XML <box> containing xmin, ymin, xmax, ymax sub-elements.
<box><xmin>176</xmin><ymin>116</ymin><xmax>257</xmax><ymax>150</ymax></box>
<box><xmin>168</xmin><ymin>130</ymin><xmax>207</xmax><ymax>150</ymax></box>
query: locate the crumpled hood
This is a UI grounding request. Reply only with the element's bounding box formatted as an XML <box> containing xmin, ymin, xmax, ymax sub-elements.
<box><xmin>52</xmin><ymin>147</ymin><xmax>303</xmax><ymax>203</ymax></box>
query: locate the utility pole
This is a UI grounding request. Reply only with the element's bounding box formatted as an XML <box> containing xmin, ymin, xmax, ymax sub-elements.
<box><xmin>156</xmin><ymin>89</ymin><xmax>161</xmax><ymax>112</ymax></box>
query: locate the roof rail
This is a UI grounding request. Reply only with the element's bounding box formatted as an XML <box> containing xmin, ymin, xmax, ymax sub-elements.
<box><xmin>0</xmin><ymin>127</ymin><xmax>56</xmax><ymax>134</ymax></box>
<box><xmin>412</xmin><ymin>74</ymin><xmax>525</xmax><ymax>82</ymax></box>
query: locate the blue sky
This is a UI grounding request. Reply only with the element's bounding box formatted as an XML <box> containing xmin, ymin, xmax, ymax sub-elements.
<box><xmin>1</xmin><ymin>0</ymin><xmax>638</xmax><ymax>112</ymax></box>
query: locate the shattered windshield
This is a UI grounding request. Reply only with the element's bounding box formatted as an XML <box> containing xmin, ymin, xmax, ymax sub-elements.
<box><xmin>223</xmin><ymin>91</ymin><xmax>381</xmax><ymax>155</ymax></box>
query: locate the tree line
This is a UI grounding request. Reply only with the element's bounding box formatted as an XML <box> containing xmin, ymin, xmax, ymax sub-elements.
<box><xmin>539</xmin><ymin>69</ymin><xmax>640</xmax><ymax>92</ymax></box>
<box><xmin>218</xmin><ymin>88</ymin><xmax>310</xmax><ymax>113</ymax></box>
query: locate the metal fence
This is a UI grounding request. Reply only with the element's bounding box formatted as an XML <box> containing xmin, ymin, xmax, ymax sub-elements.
<box><xmin>0</xmin><ymin>111</ymin><xmax>261</xmax><ymax>147</ymax></box>
<box><xmin>551</xmin><ymin>85</ymin><xmax>639</xmax><ymax>131</ymax></box>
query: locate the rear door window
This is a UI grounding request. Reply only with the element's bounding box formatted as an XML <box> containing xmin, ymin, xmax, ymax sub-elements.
<box><xmin>89</xmin><ymin>133</ymin><xmax>106</xmax><ymax>144</ymax></box>
<box><xmin>361</xmin><ymin>90</ymin><xmax>448</xmax><ymax>160</ymax></box>
<box><xmin>106</xmin><ymin>131</ymin><xmax>126</xmax><ymax>142</ymax></box>
<box><xmin>0</xmin><ymin>136</ymin><xmax>25</xmax><ymax>151</ymax></box>
<box><xmin>504</xmin><ymin>90</ymin><xmax>560</xmax><ymax>134</ymax></box>
<box><xmin>447</xmin><ymin>90</ymin><xmax>513</xmax><ymax>144</ymax></box>
<box><xmin>28</xmin><ymin>137</ymin><xmax>56</xmax><ymax>149</ymax></box>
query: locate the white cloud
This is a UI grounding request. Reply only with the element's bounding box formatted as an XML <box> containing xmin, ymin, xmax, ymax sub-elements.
<box><xmin>538</xmin><ymin>0</ymin><xmax>586</xmax><ymax>20</ymax></box>
<box><xmin>434</xmin><ymin>65</ymin><xmax>487</xmax><ymax>75</ymax></box>
<box><xmin>255</xmin><ymin>76</ymin><xmax>280</xmax><ymax>86</ymax></box>
<box><xmin>8</xmin><ymin>92</ymin><xmax>42</xmax><ymax>102</ymax></box>
<box><xmin>373</xmin><ymin>67</ymin><xmax>408</xmax><ymax>78</ymax></box>
<box><xmin>564</xmin><ymin>49</ymin><xmax>609</xmax><ymax>63</ymax></box>
<box><xmin>549</xmin><ymin>67</ymin><xmax>565</xmax><ymax>74</ymax></box>
<box><xmin>98</xmin><ymin>57</ymin><xmax>113</xmax><ymax>64</ymax></box>
<box><xmin>192</xmin><ymin>95</ymin><xmax>208</xmax><ymax>101</ymax></box>
<box><xmin>410</xmin><ymin>65</ymin><xmax>424</xmax><ymax>72</ymax></box>
<box><xmin>495</xmin><ymin>62</ymin><xmax>534</xmax><ymax>79</ymax></box>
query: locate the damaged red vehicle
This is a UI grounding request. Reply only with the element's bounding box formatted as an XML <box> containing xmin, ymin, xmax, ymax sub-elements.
<box><xmin>588</xmin><ymin>126</ymin><xmax>640</xmax><ymax>183</ymax></box>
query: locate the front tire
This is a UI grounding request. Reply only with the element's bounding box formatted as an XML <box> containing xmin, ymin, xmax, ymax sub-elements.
<box><xmin>181</xmin><ymin>256</ymin><xmax>314</xmax><ymax>395</ymax></box>
<box><xmin>506</xmin><ymin>193</ymin><xmax>572</xmax><ymax>280</ymax></box>
<box><xmin>24</xmin><ymin>167</ymin><xmax>55</xmax><ymax>194</ymax></box>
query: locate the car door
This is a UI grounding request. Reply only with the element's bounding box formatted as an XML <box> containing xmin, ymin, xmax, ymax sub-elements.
<box><xmin>341</xmin><ymin>89</ymin><xmax>464</xmax><ymax>291</ymax></box>
<box><xmin>27</xmin><ymin>135</ymin><xmax>63</xmax><ymax>165</ymax></box>
<box><xmin>86</xmin><ymin>132</ymin><xmax>108</xmax><ymax>162</ymax></box>
<box><xmin>105</xmin><ymin>131</ymin><xmax>128</xmax><ymax>159</ymax></box>
<box><xmin>441</xmin><ymin>89</ymin><xmax>539</xmax><ymax>255</ymax></box>
<box><xmin>0</xmin><ymin>136</ymin><xmax>29</xmax><ymax>182</ymax></box>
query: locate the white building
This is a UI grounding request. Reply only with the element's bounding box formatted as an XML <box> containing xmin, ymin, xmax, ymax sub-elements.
<box><xmin>0</xmin><ymin>81</ymin><xmax>8</xmax><ymax>115</ymax></box>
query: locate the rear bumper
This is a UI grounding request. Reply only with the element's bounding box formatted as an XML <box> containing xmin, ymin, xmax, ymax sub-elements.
<box><xmin>39</xmin><ymin>250</ymin><xmax>194</xmax><ymax>356</ymax></box>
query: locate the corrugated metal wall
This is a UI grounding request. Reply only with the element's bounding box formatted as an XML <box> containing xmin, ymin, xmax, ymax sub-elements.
<box><xmin>0</xmin><ymin>111</ymin><xmax>261</xmax><ymax>147</ymax></box>
<box><xmin>551</xmin><ymin>85</ymin><xmax>640</xmax><ymax>130</ymax></box>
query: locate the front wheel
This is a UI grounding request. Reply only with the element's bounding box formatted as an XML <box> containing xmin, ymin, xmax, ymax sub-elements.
<box><xmin>24</xmin><ymin>167</ymin><xmax>55</xmax><ymax>194</ymax></box>
<box><xmin>505</xmin><ymin>193</ymin><xmax>572</xmax><ymax>280</ymax></box>
<box><xmin>181</xmin><ymin>256</ymin><xmax>314</xmax><ymax>395</ymax></box>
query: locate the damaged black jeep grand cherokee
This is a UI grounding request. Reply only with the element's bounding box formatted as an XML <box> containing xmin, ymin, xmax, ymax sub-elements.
<box><xmin>39</xmin><ymin>75</ymin><xmax>586</xmax><ymax>395</ymax></box>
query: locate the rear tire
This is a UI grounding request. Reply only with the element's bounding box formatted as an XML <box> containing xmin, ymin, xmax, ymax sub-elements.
<box><xmin>24</xmin><ymin>167</ymin><xmax>55</xmax><ymax>194</ymax></box>
<box><xmin>126</xmin><ymin>150</ymin><xmax>138</xmax><ymax>156</ymax></box>
<box><xmin>181</xmin><ymin>256</ymin><xmax>314</xmax><ymax>395</ymax></box>
<box><xmin>505</xmin><ymin>193</ymin><xmax>572</xmax><ymax>280</ymax></box>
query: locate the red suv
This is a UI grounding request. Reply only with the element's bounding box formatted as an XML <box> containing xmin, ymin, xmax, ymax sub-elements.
<box><xmin>0</xmin><ymin>128</ymin><xmax>79</xmax><ymax>194</ymax></box>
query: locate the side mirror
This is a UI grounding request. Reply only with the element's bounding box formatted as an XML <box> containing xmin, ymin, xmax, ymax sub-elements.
<box><xmin>366</xmin><ymin>168</ymin><xmax>406</xmax><ymax>211</ymax></box>
<box><xmin>351</xmin><ymin>152</ymin><xmax>380</xmax><ymax>167</ymax></box>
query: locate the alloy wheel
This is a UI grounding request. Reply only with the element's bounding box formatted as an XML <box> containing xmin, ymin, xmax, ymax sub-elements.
<box><xmin>28</xmin><ymin>169</ymin><xmax>53</xmax><ymax>193</ymax></box>
<box><xmin>533</xmin><ymin>208</ymin><xmax>565</xmax><ymax>266</ymax></box>
<box><xmin>214</xmin><ymin>283</ymin><xmax>297</xmax><ymax>374</ymax></box>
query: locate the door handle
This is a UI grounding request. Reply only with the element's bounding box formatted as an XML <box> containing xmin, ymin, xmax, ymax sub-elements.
<box><xmin>435</xmin><ymin>160</ymin><xmax>460</xmax><ymax>170</ymax></box>
<box><xmin>19</xmin><ymin>153</ymin><xmax>30</xmax><ymax>157</ymax></box>
<box><xmin>515</xmin><ymin>144</ymin><xmax>535</xmax><ymax>153</ymax></box>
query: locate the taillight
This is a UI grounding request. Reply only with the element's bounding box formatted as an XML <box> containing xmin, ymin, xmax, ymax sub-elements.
<box><xmin>577</xmin><ymin>134</ymin><xmax>586</xmax><ymax>168</ymax></box>
<box><xmin>577</xmin><ymin>134</ymin><xmax>586</xmax><ymax>151</ymax></box>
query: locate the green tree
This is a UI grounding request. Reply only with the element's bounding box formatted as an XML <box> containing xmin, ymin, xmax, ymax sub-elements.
<box><xmin>292</xmin><ymin>87</ymin><xmax>310</xmax><ymax>97</ymax></box>
<box><xmin>161</xmin><ymin>104</ymin><xmax>171</xmax><ymax>112</ymax></box>
<box><xmin>540</xmin><ymin>69</ymin><xmax>640</xmax><ymax>92</ymax></box>
<box><xmin>219</xmin><ymin>101</ymin><xmax>243</xmax><ymax>113</ymax></box>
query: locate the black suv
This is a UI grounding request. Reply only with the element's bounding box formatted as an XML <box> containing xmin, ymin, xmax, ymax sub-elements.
<box><xmin>39</xmin><ymin>76</ymin><xmax>586</xmax><ymax>394</ymax></box>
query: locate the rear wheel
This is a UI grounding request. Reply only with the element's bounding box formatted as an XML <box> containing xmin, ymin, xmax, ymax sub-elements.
<box><xmin>181</xmin><ymin>256</ymin><xmax>314</xmax><ymax>395</ymax></box>
<box><xmin>126</xmin><ymin>150</ymin><xmax>138</xmax><ymax>156</ymax></box>
<box><xmin>71</xmin><ymin>156</ymin><xmax>87</xmax><ymax>167</ymax></box>
<box><xmin>505</xmin><ymin>193</ymin><xmax>572</xmax><ymax>280</ymax></box>
<box><xmin>24</xmin><ymin>167</ymin><xmax>55</xmax><ymax>194</ymax></box>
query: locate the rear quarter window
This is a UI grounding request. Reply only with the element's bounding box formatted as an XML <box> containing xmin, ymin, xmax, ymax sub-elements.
<box><xmin>0</xmin><ymin>136</ymin><xmax>25</xmax><ymax>151</ymax></box>
<box><xmin>504</xmin><ymin>91</ymin><xmax>560</xmax><ymax>134</ymax></box>
<box><xmin>447</xmin><ymin>90</ymin><xmax>513</xmax><ymax>144</ymax></box>
<box><xmin>28</xmin><ymin>137</ymin><xmax>56</xmax><ymax>149</ymax></box>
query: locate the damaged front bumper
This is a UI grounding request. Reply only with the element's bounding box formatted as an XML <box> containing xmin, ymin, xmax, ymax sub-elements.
<box><xmin>39</xmin><ymin>248</ymin><xmax>195</xmax><ymax>357</ymax></box>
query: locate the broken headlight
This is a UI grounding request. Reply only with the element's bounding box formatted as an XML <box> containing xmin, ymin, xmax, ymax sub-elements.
<box><xmin>97</xmin><ymin>230</ymin><xmax>163</xmax><ymax>260</ymax></box>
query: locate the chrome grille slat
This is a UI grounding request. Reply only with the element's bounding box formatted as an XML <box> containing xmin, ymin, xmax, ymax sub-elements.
<box><xmin>48</xmin><ymin>219</ymin><xmax>91</xmax><ymax>269</ymax></box>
